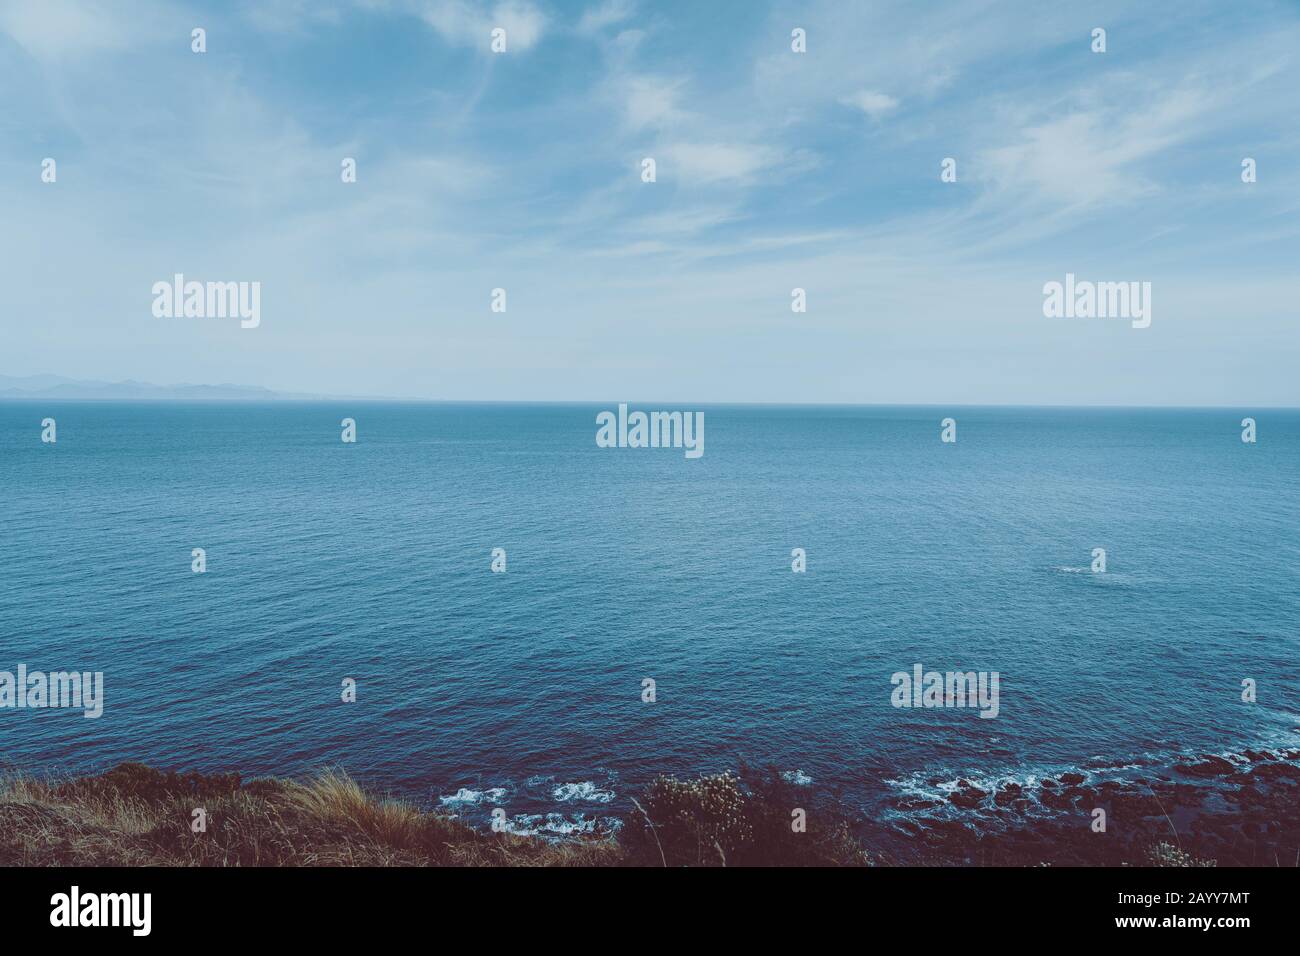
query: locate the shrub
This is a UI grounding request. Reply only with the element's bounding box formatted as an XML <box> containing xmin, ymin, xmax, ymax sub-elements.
<box><xmin>625</xmin><ymin>766</ymin><xmax>871</xmax><ymax>867</ymax></box>
<box><xmin>1146</xmin><ymin>842</ymin><xmax>1216</xmax><ymax>867</ymax></box>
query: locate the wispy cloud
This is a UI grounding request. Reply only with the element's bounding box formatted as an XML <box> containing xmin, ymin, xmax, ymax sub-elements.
<box><xmin>621</xmin><ymin>74</ymin><xmax>685</xmax><ymax>129</ymax></box>
<box><xmin>839</xmin><ymin>90</ymin><xmax>899</xmax><ymax>120</ymax></box>
<box><xmin>577</xmin><ymin>0</ymin><xmax>636</xmax><ymax>35</ymax></box>
<box><xmin>659</xmin><ymin>142</ymin><xmax>774</xmax><ymax>184</ymax></box>
<box><xmin>2</xmin><ymin>0</ymin><xmax>1298</xmax><ymax>405</ymax></box>
<box><xmin>240</xmin><ymin>0</ymin><xmax>347</xmax><ymax>34</ymax></box>
<box><xmin>0</xmin><ymin>0</ymin><xmax>136</xmax><ymax>58</ymax></box>
<box><xmin>414</xmin><ymin>0</ymin><xmax>546</xmax><ymax>52</ymax></box>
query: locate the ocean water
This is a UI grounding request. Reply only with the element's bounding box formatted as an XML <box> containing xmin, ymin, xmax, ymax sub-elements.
<box><xmin>2</xmin><ymin>402</ymin><xmax>1298</xmax><ymax>840</ymax></box>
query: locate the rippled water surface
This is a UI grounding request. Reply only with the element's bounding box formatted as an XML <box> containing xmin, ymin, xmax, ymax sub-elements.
<box><xmin>3</xmin><ymin>402</ymin><xmax>1297</xmax><ymax>834</ymax></box>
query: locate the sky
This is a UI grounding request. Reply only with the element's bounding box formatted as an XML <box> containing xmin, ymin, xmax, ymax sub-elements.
<box><xmin>2</xmin><ymin>0</ymin><xmax>1298</xmax><ymax>405</ymax></box>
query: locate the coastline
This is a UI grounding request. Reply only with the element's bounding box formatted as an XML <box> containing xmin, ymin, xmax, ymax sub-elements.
<box><xmin>880</xmin><ymin>744</ymin><xmax>1300</xmax><ymax>866</ymax></box>
<box><xmin>3</xmin><ymin>752</ymin><xmax>1297</xmax><ymax>867</ymax></box>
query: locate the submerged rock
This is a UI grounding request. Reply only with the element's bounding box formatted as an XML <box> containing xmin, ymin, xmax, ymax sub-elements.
<box><xmin>1253</xmin><ymin>762</ymin><xmax>1300</xmax><ymax>782</ymax></box>
<box><xmin>993</xmin><ymin>784</ymin><xmax>1022</xmax><ymax>808</ymax></box>
<box><xmin>1176</xmin><ymin>756</ymin><xmax>1236</xmax><ymax>778</ymax></box>
<box><xmin>949</xmin><ymin>785</ymin><xmax>987</xmax><ymax>809</ymax></box>
<box><xmin>1041</xmin><ymin>788</ymin><xmax>1073</xmax><ymax>810</ymax></box>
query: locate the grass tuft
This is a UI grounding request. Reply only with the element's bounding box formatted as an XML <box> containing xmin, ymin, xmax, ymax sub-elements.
<box><xmin>1</xmin><ymin>762</ymin><xmax>1226</xmax><ymax>867</ymax></box>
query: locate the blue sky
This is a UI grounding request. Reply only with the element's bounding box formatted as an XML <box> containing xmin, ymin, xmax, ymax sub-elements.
<box><xmin>2</xmin><ymin>0</ymin><xmax>1298</xmax><ymax>404</ymax></box>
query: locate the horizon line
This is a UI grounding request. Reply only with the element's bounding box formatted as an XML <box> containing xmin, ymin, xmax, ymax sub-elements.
<box><xmin>2</xmin><ymin>396</ymin><xmax>1296</xmax><ymax>412</ymax></box>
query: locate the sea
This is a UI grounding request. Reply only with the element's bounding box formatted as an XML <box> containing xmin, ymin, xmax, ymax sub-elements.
<box><xmin>2</xmin><ymin>402</ymin><xmax>1298</xmax><ymax>846</ymax></box>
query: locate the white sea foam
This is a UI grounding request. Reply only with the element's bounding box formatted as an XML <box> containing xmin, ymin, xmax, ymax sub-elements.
<box><xmin>438</xmin><ymin>786</ymin><xmax>507</xmax><ymax>807</ymax></box>
<box><xmin>781</xmin><ymin>770</ymin><xmax>813</xmax><ymax>786</ymax></box>
<box><xmin>506</xmin><ymin>812</ymin><xmax>621</xmax><ymax>838</ymax></box>
<box><xmin>552</xmin><ymin>781</ymin><xmax>615</xmax><ymax>803</ymax></box>
<box><xmin>884</xmin><ymin>739</ymin><xmax>1300</xmax><ymax>824</ymax></box>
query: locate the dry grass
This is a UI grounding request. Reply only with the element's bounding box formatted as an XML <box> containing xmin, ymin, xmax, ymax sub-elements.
<box><xmin>0</xmin><ymin>763</ymin><xmax>619</xmax><ymax>867</ymax></box>
<box><xmin>1</xmin><ymin>763</ymin><xmax>1208</xmax><ymax>867</ymax></box>
<box><xmin>0</xmin><ymin>762</ymin><xmax>873</xmax><ymax>867</ymax></box>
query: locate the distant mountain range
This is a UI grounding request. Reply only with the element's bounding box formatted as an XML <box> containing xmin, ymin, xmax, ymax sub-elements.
<box><xmin>0</xmin><ymin>374</ymin><xmax>331</xmax><ymax>401</ymax></box>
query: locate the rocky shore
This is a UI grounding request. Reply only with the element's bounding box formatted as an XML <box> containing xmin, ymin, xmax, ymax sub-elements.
<box><xmin>2</xmin><ymin>752</ymin><xmax>1297</xmax><ymax>866</ymax></box>
<box><xmin>885</xmin><ymin>747</ymin><xmax>1300</xmax><ymax>866</ymax></box>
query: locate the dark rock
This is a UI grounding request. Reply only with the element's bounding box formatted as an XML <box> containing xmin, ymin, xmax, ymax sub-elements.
<box><xmin>994</xmin><ymin>782</ymin><xmax>1023</xmax><ymax>807</ymax></box>
<box><xmin>1253</xmin><ymin>762</ymin><xmax>1300</xmax><ymax>782</ymax></box>
<box><xmin>1176</xmin><ymin>756</ymin><xmax>1236</xmax><ymax>778</ymax></box>
<box><xmin>1060</xmin><ymin>772</ymin><xmax>1085</xmax><ymax>785</ymax></box>
<box><xmin>1041</xmin><ymin>788</ymin><xmax>1073</xmax><ymax>810</ymax></box>
<box><xmin>1111</xmin><ymin>791</ymin><xmax>1166</xmax><ymax>817</ymax></box>
<box><xmin>921</xmin><ymin>818</ymin><xmax>971</xmax><ymax>842</ymax></box>
<box><xmin>949</xmin><ymin>787</ymin><xmax>987</xmax><ymax>809</ymax></box>
<box><xmin>897</xmin><ymin>796</ymin><xmax>941</xmax><ymax>811</ymax></box>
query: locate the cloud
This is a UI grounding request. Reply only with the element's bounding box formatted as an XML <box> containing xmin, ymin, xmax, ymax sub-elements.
<box><xmin>241</xmin><ymin>0</ymin><xmax>347</xmax><ymax>34</ymax></box>
<box><xmin>632</xmin><ymin>204</ymin><xmax>746</xmax><ymax>237</ymax></box>
<box><xmin>4</xmin><ymin>0</ymin><xmax>1299</xmax><ymax>405</ymax></box>
<box><xmin>416</xmin><ymin>0</ymin><xmax>545</xmax><ymax>52</ymax></box>
<box><xmin>622</xmin><ymin>75</ymin><xmax>685</xmax><ymax>129</ymax></box>
<box><xmin>754</xmin><ymin>0</ymin><xmax>1054</xmax><ymax>114</ymax></box>
<box><xmin>0</xmin><ymin>0</ymin><xmax>131</xmax><ymax>58</ymax></box>
<box><xmin>839</xmin><ymin>89</ymin><xmax>899</xmax><ymax>120</ymax></box>
<box><xmin>578</xmin><ymin>0</ymin><xmax>636</xmax><ymax>35</ymax></box>
<box><xmin>659</xmin><ymin>142</ymin><xmax>777</xmax><ymax>184</ymax></box>
<box><xmin>491</xmin><ymin>0</ymin><xmax>544</xmax><ymax>48</ymax></box>
<box><xmin>978</xmin><ymin>86</ymin><xmax>1226</xmax><ymax>209</ymax></box>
